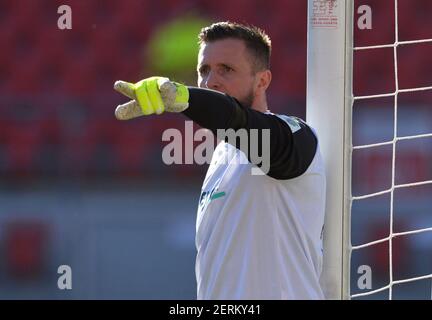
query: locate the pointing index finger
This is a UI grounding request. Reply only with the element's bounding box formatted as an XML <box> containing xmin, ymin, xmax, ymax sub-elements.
<box><xmin>114</xmin><ymin>80</ymin><xmax>136</xmax><ymax>100</ymax></box>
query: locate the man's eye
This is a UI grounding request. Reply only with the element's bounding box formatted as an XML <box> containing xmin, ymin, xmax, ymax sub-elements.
<box><xmin>199</xmin><ymin>67</ymin><xmax>209</xmax><ymax>75</ymax></box>
<box><xmin>223</xmin><ymin>65</ymin><xmax>233</xmax><ymax>72</ymax></box>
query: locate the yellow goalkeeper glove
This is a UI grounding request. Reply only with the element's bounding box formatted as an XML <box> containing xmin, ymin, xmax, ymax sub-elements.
<box><xmin>113</xmin><ymin>76</ymin><xmax>189</xmax><ymax>120</ymax></box>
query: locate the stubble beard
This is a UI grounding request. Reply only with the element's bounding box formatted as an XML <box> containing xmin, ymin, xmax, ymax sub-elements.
<box><xmin>238</xmin><ymin>88</ymin><xmax>255</xmax><ymax>108</ymax></box>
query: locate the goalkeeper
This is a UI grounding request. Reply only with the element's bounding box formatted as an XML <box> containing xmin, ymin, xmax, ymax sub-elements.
<box><xmin>114</xmin><ymin>22</ymin><xmax>326</xmax><ymax>300</ymax></box>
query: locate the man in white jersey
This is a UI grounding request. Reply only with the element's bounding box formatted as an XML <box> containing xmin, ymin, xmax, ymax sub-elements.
<box><xmin>113</xmin><ymin>22</ymin><xmax>326</xmax><ymax>299</ymax></box>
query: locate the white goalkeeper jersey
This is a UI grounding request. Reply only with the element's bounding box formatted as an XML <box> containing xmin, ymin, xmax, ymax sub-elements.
<box><xmin>195</xmin><ymin>130</ymin><xmax>326</xmax><ymax>300</ymax></box>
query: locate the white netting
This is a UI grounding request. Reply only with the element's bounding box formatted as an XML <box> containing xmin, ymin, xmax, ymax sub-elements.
<box><xmin>350</xmin><ymin>0</ymin><xmax>432</xmax><ymax>299</ymax></box>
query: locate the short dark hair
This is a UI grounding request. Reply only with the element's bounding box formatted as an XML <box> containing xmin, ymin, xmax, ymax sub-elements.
<box><xmin>198</xmin><ymin>21</ymin><xmax>271</xmax><ymax>72</ymax></box>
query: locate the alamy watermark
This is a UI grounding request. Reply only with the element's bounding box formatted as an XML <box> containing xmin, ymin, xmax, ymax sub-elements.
<box><xmin>357</xmin><ymin>265</ymin><xmax>372</xmax><ymax>290</ymax></box>
<box><xmin>57</xmin><ymin>265</ymin><xmax>72</xmax><ymax>290</ymax></box>
<box><xmin>357</xmin><ymin>5</ymin><xmax>372</xmax><ymax>30</ymax></box>
<box><xmin>161</xmin><ymin>121</ymin><xmax>270</xmax><ymax>175</ymax></box>
<box><xmin>57</xmin><ymin>5</ymin><xmax>72</xmax><ymax>30</ymax></box>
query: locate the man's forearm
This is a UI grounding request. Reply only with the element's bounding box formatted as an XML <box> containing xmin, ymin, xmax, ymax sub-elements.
<box><xmin>114</xmin><ymin>78</ymin><xmax>317</xmax><ymax>180</ymax></box>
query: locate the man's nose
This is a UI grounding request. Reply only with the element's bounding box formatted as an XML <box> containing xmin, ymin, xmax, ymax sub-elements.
<box><xmin>204</xmin><ymin>71</ymin><xmax>221</xmax><ymax>90</ymax></box>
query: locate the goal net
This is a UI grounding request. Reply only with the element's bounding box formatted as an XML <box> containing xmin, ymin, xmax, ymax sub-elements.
<box><xmin>306</xmin><ymin>0</ymin><xmax>432</xmax><ymax>299</ymax></box>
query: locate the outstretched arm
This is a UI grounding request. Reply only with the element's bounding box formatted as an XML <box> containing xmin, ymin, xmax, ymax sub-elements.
<box><xmin>114</xmin><ymin>77</ymin><xmax>317</xmax><ymax>179</ymax></box>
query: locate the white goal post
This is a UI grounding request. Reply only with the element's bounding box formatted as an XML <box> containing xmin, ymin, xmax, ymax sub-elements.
<box><xmin>306</xmin><ymin>0</ymin><xmax>353</xmax><ymax>300</ymax></box>
<box><xmin>307</xmin><ymin>0</ymin><xmax>432</xmax><ymax>300</ymax></box>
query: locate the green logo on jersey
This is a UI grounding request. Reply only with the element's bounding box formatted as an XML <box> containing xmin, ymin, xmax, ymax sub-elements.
<box><xmin>199</xmin><ymin>189</ymin><xmax>226</xmax><ymax>212</ymax></box>
<box><xmin>210</xmin><ymin>191</ymin><xmax>226</xmax><ymax>200</ymax></box>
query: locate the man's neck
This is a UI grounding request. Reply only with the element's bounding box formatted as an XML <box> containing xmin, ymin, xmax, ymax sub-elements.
<box><xmin>251</xmin><ymin>94</ymin><xmax>269</xmax><ymax>113</ymax></box>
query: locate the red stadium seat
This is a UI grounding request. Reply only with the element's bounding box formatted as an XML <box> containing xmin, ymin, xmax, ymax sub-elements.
<box><xmin>397</xmin><ymin>0</ymin><xmax>432</xmax><ymax>41</ymax></box>
<box><xmin>0</xmin><ymin>25</ymin><xmax>15</xmax><ymax>63</ymax></box>
<box><xmin>60</xmin><ymin>57</ymin><xmax>96</xmax><ymax>97</ymax></box>
<box><xmin>4</xmin><ymin>119</ymin><xmax>45</xmax><ymax>177</ymax></box>
<box><xmin>398</xmin><ymin>45</ymin><xmax>432</xmax><ymax>89</ymax></box>
<box><xmin>7</xmin><ymin>0</ymin><xmax>42</xmax><ymax>27</ymax></box>
<box><xmin>108</xmin><ymin>114</ymin><xmax>161</xmax><ymax>176</ymax></box>
<box><xmin>5</xmin><ymin>220</ymin><xmax>49</xmax><ymax>279</ymax></box>
<box><xmin>114</xmin><ymin>0</ymin><xmax>152</xmax><ymax>41</ymax></box>
<box><xmin>57</xmin><ymin>116</ymin><xmax>101</xmax><ymax>174</ymax></box>
<box><xmin>7</xmin><ymin>51</ymin><xmax>45</xmax><ymax>94</ymax></box>
<box><xmin>354</xmin><ymin>48</ymin><xmax>396</xmax><ymax>96</ymax></box>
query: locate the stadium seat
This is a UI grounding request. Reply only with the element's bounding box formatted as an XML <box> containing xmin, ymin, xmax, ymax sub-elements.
<box><xmin>115</xmin><ymin>0</ymin><xmax>152</xmax><ymax>42</ymax></box>
<box><xmin>7</xmin><ymin>51</ymin><xmax>45</xmax><ymax>94</ymax></box>
<box><xmin>4</xmin><ymin>119</ymin><xmax>44</xmax><ymax>177</ymax></box>
<box><xmin>354</xmin><ymin>48</ymin><xmax>395</xmax><ymax>96</ymax></box>
<box><xmin>110</xmin><ymin>120</ymin><xmax>157</xmax><ymax>175</ymax></box>
<box><xmin>7</xmin><ymin>0</ymin><xmax>41</xmax><ymax>27</ymax></box>
<box><xmin>57</xmin><ymin>116</ymin><xmax>100</xmax><ymax>174</ymax></box>
<box><xmin>398</xmin><ymin>45</ymin><xmax>432</xmax><ymax>89</ymax></box>
<box><xmin>4</xmin><ymin>220</ymin><xmax>49</xmax><ymax>279</ymax></box>
<box><xmin>60</xmin><ymin>57</ymin><xmax>96</xmax><ymax>97</ymax></box>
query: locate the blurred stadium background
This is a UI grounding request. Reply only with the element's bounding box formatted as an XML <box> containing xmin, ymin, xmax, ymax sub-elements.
<box><xmin>0</xmin><ymin>0</ymin><xmax>431</xmax><ymax>299</ymax></box>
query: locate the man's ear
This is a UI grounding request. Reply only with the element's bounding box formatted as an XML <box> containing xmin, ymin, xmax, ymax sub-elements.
<box><xmin>255</xmin><ymin>70</ymin><xmax>272</xmax><ymax>94</ymax></box>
